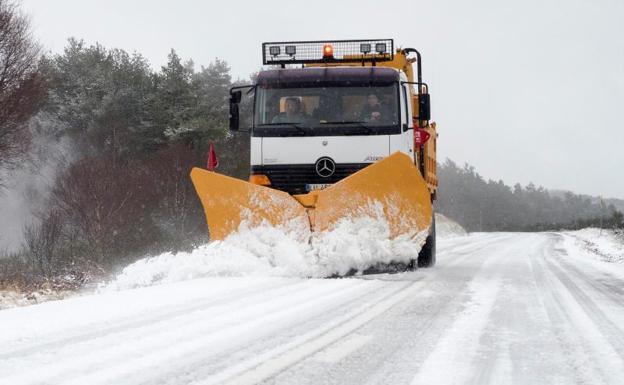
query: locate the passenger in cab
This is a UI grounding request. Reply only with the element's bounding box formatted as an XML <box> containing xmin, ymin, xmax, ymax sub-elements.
<box><xmin>360</xmin><ymin>94</ymin><xmax>388</xmax><ymax>123</ymax></box>
<box><xmin>272</xmin><ymin>97</ymin><xmax>306</xmax><ymax>123</ymax></box>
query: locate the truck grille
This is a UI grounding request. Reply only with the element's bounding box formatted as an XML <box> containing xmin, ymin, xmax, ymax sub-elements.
<box><xmin>251</xmin><ymin>163</ymin><xmax>369</xmax><ymax>194</ymax></box>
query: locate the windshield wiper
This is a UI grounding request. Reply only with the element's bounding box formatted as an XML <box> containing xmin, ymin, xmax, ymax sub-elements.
<box><xmin>319</xmin><ymin>120</ymin><xmax>373</xmax><ymax>134</ymax></box>
<box><xmin>257</xmin><ymin>122</ymin><xmax>307</xmax><ymax>134</ymax></box>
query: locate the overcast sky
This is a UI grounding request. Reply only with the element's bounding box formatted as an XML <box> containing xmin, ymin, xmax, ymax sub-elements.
<box><xmin>21</xmin><ymin>0</ymin><xmax>624</xmax><ymax>198</ymax></box>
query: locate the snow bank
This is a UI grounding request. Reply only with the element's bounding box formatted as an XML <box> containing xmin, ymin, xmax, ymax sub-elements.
<box><xmin>435</xmin><ymin>213</ymin><xmax>467</xmax><ymax>238</ymax></box>
<box><xmin>561</xmin><ymin>228</ymin><xmax>624</xmax><ymax>264</ymax></box>
<box><xmin>109</xmin><ymin>213</ymin><xmax>429</xmax><ymax>290</ymax></box>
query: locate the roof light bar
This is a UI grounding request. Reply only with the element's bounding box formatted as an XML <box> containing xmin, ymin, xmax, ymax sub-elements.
<box><xmin>262</xmin><ymin>39</ymin><xmax>394</xmax><ymax>65</ymax></box>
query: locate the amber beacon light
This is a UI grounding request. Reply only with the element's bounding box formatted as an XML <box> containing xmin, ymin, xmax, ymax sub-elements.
<box><xmin>322</xmin><ymin>44</ymin><xmax>334</xmax><ymax>58</ymax></box>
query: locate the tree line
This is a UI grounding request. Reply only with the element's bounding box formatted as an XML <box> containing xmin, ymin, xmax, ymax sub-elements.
<box><xmin>1</xmin><ymin>0</ymin><xmax>250</xmax><ymax>288</ymax></box>
<box><xmin>436</xmin><ymin>159</ymin><xmax>624</xmax><ymax>232</ymax></box>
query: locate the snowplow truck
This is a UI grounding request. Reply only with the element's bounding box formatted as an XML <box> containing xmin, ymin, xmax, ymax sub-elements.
<box><xmin>191</xmin><ymin>39</ymin><xmax>439</xmax><ymax>267</ymax></box>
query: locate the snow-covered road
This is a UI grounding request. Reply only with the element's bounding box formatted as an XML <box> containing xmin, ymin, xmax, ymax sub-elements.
<box><xmin>1</xmin><ymin>232</ymin><xmax>624</xmax><ymax>385</ymax></box>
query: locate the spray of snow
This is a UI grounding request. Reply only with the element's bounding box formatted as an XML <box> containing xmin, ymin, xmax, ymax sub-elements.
<box><xmin>109</xmin><ymin>206</ymin><xmax>429</xmax><ymax>290</ymax></box>
<box><xmin>0</xmin><ymin>117</ymin><xmax>73</xmax><ymax>253</ymax></box>
<box><xmin>309</xmin><ymin>200</ymin><xmax>427</xmax><ymax>276</ymax></box>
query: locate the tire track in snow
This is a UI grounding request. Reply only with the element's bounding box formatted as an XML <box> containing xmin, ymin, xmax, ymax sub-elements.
<box><xmin>375</xmin><ymin>235</ymin><xmax>522</xmax><ymax>385</ymax></box>
<box><xmin>546</xmin><ymin>233</ymin><xmax>624</xmax><ymax>358</ymax></box>
<box><xmin>408</xmin><ymin>234</ymin><xmax>529</xmax><ymax>385</ymax></box>
<box><xmin>546</xmin><ymin>258</ymin><xmax>624</xmax><ymax>359</ymax></box>
<box><xmin>0</xmin><ymin>280</ymin><xmax>315</xmax><ymax>362</ymax></box>
<box><xmin>1</xmin><ymin>279</ymin><xmax>372</xmax><ymax>385</ymax></box>
<box><xmin>465</xmin><ymin>233</ymin><xmax>581</xmax><ymax>385</ymax></box>
<box><xmin>202</xmin><ymin>281</ymin><xmax>419</xmax><ymax>385</ymax></box>
<box><xmin>0</xmin><ymin>280</ymin><xmax>299</xmax><ymax>361</ymax></box>
<box><xmin>152</xmin><ymin>234</ymin><xmax>513</xmax><ymax>385</ymax></box>
<box><xmin>20</xmin><ymin>280</ymin><xmax>391</xmax><ymax>385</ymax></box>
<box><xmin>466</xmin><ymin>236</ymin><xmax>543</xmax><ymax>385</ymax></box>
<box><xmin>530</xmin><ymin>234</ymin><xmax>624</xmax><ymax>384</ymax></box>
<box><xmin>261</xmin><ymin>233</ymin><xmax>521</xmax><ymax>385</ymax></box>
<box><xmin>435</xmin><ymin>233</ymin><xmax>510</xmax><ymax>259</ymax></box>
<box><xmin>131</xmin><ymin>280</ymin><xmax>400</xmax><ymax>385</ymax></box>
<box><xmin>550</xmin><ymin>234</ymin><xmax>624</xmax><ymax>316</ymax></box>
<box><xmin>528</xmin><ymin>242</ymin><xmax>602</xmax><ymax>384</ymax></box>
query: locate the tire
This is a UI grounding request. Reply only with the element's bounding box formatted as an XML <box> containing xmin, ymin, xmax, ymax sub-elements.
<box><xmin>417</xmin><ymin>213</ymin><xmax>436</xmax><ymax>268</ymax></box>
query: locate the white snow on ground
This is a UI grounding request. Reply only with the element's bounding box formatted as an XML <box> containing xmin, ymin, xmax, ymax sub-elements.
<box><xmin>2</xmin><ymin>211</ymin><xmax>449</xmax><ymax>307</ymax></box>
<box><xmin>111</xmin><ymin>212</ymin><xmax>468</xmax><ymax>291</ymax></box>
<box><xmin>1</xmin><ymin>231</ymin><xmax>624</xmax><ymax>385</ymax></box>
<box><xmin>560</xmin><ymin>228</ymin><xmax>624</xmax><ymax>264</ymax></box>
<box><xmin>435</xmin><ymin>213</ymin><xmax>468</xmax><ymax>238</ymax></box>
<box><xmin>110</xmin><ymin>216</ymin><xmax>429</xmax><ymax>290</ymax></box>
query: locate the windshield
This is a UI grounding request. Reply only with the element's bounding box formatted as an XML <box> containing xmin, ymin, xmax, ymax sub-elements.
<box><xmin>253</xmin><ymin>84</ymin><xmax>399</xmax><ymax>136</ymax></box>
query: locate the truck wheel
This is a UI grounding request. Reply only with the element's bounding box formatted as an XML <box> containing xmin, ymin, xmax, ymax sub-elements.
<box><xmin>417</xmin><ymin>214</ymin><xmax>436</xmax><ymax>268</ymax></box>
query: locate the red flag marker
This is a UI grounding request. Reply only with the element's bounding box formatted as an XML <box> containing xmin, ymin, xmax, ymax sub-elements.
<box><xmin>207</xmin><ymin>142</ymin><xmax>219</xmax><ymax>171</ymax></box>
<box><xmin>414</xmin><ymin>128</ymin><xmax>431</xmax><ymax>147</ymax></box>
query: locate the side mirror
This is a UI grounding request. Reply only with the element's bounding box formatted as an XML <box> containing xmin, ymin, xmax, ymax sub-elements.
<box><xmin>229</xmin><ymin>91</ymin><xmax>242</xmax><ymax>131</ymax></box>
<box><xmin>230</xmin><ymin>90</ymin><xmax>242</xmax><ymax>104</ymax></box>
<box><xmin>419</xmin><ymin>93</ymin><xmax>431</xmax><ymax>121</ymax></box>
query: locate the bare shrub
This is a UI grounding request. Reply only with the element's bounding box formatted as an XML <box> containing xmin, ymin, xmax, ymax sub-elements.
<box><xmin>52</xmin><ymin>153</ymin><xmax>158</xmax><ymax>268</ymax></box>
<box><xmin>0</xmin><ymin>250</ymin><xmax>32</xmax><ymax>290</ymax></box>
<box><xmin>145</xmin><ymin>144</ymin><xmax>207</xmax><ymax>250</ymax></box>
<box><xmin>22</xmin><ymin>210</ymin><xmax>63</xmax><ymax>277</ymax></box>
<box><xmin>0</xmin><ymin>0</ymin><xmax>46</xmax><ymax>178</ymax></box>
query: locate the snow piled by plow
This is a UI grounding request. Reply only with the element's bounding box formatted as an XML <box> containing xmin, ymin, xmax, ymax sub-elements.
<box><xmin>109</xmin><ymin>213</ymin><xmax>429</xmax><ymax>290</ymax></box>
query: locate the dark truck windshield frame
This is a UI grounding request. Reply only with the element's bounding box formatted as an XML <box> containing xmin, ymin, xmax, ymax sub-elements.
<box><xmin>253</xmin><ymin>83</ymin><xmax>401</xmax><ymax>137</ymax></box>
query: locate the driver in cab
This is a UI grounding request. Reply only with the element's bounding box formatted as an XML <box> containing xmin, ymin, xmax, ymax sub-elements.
<box><xmin>272</xmin><ymin>97</ymin><xmax>306</xmax><ymax>124</ymax></box>
<box><xmin>360</xmin><ymin>94</ymin><xmax>388</xmax><ymax>123</ymax></box>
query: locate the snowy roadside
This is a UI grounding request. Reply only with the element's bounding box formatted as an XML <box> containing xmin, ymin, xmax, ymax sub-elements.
<box><xmin>0</xmin><ymin>263</ymin><xmax>110</xmax><ymax>309</ymax></box>
<box><xmin>0</xmin><ymin>289</ymin><xmax>75</xmax><ymax>310</ymax></box>
<box><xmin>560</xmin><ymin>228</ymin><xmax>624</xmax><ymax>264</ymax></box>
<box><xmin>0</xmin><ymin>274</ymin><xmax>103</xmax><ymax>310</ymax></box>
<box><xmin>1</xmin><ymin>214</ymin><xmax>467</xmax><ymax>309</ymax></box>
<box><xmin>435</xmin><ymin>213</ymin><xmax>467</xmax><ymax>238</ymax></box>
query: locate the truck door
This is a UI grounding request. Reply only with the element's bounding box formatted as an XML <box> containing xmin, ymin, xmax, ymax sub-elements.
<box><xmin>389</xmin><ymin>83</ymin><xmax>414</xmax><ymax>159</ymax></box>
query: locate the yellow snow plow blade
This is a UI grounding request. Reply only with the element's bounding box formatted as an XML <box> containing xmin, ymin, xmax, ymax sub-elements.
<box><xmin>189</xmin><ymin>169</ymin><xmax>310</xmax><ymax>241</ymax></box>
<box><xmin>190</xmin><ymin>152</ymin><xmax>432</xmax><ymax>241</ymax></box>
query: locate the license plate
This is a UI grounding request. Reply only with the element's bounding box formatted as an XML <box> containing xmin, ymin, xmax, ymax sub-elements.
<box><xmin>305</xmin><ymin>183</ymin><xmax>333</xmax><ymax>191</ymax></box>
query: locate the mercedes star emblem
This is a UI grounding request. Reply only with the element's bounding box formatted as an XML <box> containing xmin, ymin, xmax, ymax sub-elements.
<box><xmin>315</xmin><ymin>157</ymin><xmax>336</xmax><ymax>178</ymax></box>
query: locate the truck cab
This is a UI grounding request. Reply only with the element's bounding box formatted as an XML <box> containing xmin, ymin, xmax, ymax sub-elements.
<box><xmin>230</xmin><ymin>39</ymin><xmax>437</xmax><ymax>200</ymax></box>
<box><xmin>192</xmin><ymin>39</ymin><xmax>438</xmax><ymax>267</ymax></box>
